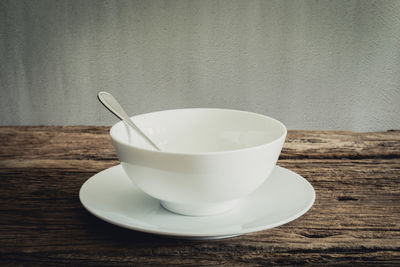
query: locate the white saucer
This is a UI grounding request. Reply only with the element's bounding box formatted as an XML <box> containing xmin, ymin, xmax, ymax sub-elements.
<box><xmin>79</xmin><ymin>165</ymin><xmax>315</xmax><ymax>239</ymax></box>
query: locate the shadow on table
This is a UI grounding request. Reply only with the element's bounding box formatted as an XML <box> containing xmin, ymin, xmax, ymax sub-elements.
<box><xmin>79</xmin><ymin>208</ymin><xmax>232</xmax><ymax>244</ymax></box>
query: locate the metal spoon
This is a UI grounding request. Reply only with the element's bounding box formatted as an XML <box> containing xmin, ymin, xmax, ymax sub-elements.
<box><xmin>97</xmin><ymin>91</ymin><xmax>161</xmax><ymax>151</ymax></box>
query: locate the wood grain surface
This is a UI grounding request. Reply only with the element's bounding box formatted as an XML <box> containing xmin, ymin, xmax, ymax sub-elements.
<box><xmin>0</xmin><ymin>126</ymin><xmax>399</xmax><ymax>266</ymax></box>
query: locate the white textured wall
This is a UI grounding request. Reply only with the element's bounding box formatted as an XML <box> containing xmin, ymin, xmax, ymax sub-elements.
<box><xmin>1</xmin><ymin>0</ymin><xmax>399</xmax><ymax>131</ymax></box>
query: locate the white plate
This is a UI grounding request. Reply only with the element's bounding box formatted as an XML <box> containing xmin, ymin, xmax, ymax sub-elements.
<box><xmin>79</xmin><ymin>165</ymin><xmax>315</xmax><ymax>239</ymax></box>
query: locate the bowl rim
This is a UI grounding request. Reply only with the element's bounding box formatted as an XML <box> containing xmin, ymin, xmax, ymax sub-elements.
<box><xmin>109</xmin><ymin>108</ymin><xmax>287</xmax><ymax>156</ymax></box>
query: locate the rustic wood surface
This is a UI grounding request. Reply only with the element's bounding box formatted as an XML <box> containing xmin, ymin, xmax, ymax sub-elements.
<box><xmin>0</xmin><ymin>126</ymin><xmax>399</xmax><ymax>266</ymax></box>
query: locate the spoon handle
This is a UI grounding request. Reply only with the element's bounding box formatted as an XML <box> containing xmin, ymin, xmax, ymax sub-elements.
<box><xmin>97</xmin><ymin>91</ymin><xmax>161</xmax><ymax>151</ymax></box>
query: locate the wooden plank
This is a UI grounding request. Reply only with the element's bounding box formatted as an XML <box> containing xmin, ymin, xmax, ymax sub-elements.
<box><xmin>0</xmin><ymin>127</ymin><xmax>399</xmax><ymax>265</ymax></box>
<box><xmin>0</xmin><ymin>158</ymin><xmax>399</xmax><ymax>265</ymax></box>
<box><xmin>0</xmin><ymin>127</ymin><xmax>399</xmax><ymax>160</ymax></box>
<box><xmin>282</xmin><ymin>130</ymin><xmax>400</xmax><ymax>159</ymax></box>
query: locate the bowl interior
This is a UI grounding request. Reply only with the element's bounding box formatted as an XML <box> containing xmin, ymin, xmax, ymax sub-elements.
<box><xmin>110</xmin><ymin>109</ymin><xmax>286</xmax><ymax>153</ymax></box>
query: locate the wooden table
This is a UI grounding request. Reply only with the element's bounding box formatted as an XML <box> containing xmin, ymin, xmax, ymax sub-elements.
<box><xmin>0</xmin><ymin>127</ymin><xmax>399</xmax><ymax>266</ymax></box>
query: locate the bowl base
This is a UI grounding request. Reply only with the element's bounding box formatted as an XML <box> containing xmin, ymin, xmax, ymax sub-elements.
<box><xmin>160</xmin><ymin>199</ymin><xmax>239</xmax><ymax>216</ymax></box>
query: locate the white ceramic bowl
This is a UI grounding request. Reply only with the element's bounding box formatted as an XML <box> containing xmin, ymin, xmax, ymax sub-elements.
<box><xmin>110</xmin><ymin>108</ymin><xmax>287</xmax><ymax>216</ymax></box>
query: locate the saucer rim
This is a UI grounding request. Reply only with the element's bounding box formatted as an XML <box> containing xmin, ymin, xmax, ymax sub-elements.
<box><xmin>79</xmin><ymin>165</ymin><xmax>315</xmax><ymax>238</ymax></box>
